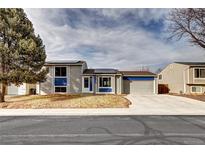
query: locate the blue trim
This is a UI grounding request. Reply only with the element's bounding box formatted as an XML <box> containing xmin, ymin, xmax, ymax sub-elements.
<box><xmin>99</xmin><ymin>88</ymin><xmax>112</xmax><ymax>92</ymax></box>
<box><xmin>94</xmin><ymin>76</ymin><xmax>96</xmax><ymax>84</ymax></box>
<box><xmin>123</xmin><ymin>76</ymin><xmax>154</xmax><ymax>81</ymax></box>
<box><xmin>54</xmin><ymin>78</ymin><xmax>67</xmax><ymax>86</ymax></box>
<box><xmin>89</xmin><ymin>77</ymin><xmax>93</xmax><ymax>91</ymax></box>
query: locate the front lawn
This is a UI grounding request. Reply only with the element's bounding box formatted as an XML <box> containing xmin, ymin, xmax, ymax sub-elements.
<box><xmin>0</xmin><ymin>94</ymin><xmax>131</xmax><ymax>109</ymax></box>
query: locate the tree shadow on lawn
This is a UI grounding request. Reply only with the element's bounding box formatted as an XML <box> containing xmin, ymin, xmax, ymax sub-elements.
<box><xmin>1</xmin><ymin>94</ymin><xmax>130</xmax><ymax>109</ymax></box>
<box><xmin>5</xmin><ymin>94</ymin><xmax>116</xmax><ymax>103</ymax></box>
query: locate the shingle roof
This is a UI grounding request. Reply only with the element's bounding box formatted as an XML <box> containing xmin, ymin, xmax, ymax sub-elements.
<box><xmin>45</xmin><ymin>60</ymin><xmax>86</xmax><ymax>65</ymax></box>
<box><xmin>84</xmin><ymin>69</ymin><xmax>156</xmax><ymax>76</ymax></box>
<box><xmin>83</xmin><ymin>69</ymin><xmax>95</xmax><ymax>74</ymax></box>
<box><xmin>175</xmin><ymin>62</ymin><xmax>205</xmax><ymax>66</ymax></box>
<box><xmin>119</xmin><ymin>71</ymin><xmax>156</xmax><ymax>76</ymax></box>
<box><xmin>94</xmin><ymin>69</ymin><xmax>118</xmax><ymax>74</ymax></box>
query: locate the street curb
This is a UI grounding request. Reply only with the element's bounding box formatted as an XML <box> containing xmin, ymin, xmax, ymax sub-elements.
<box><xmin>1</xmin><ymin>108</ymin><xmax>205</xmax><ymax>116</ymax></box>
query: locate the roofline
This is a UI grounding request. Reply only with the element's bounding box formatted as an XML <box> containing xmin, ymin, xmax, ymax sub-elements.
<box><xmin>174</xmin><ymin>62</ymin><xmax>205</xmax><ymax>66</ymax></box>
<box><xmin>45</xmin><ymin>60</ymin><xmax>86</xmax><ymax>66</ymax></box>
<box><xmin>119</xmin><ymin>71</ymin><xmax>156</xmax><ymax>76</ymax></box>
<box><xmin>122</xmin><ymin>74</ymin><xmax>157</xmax><ymax>77</ymax></box>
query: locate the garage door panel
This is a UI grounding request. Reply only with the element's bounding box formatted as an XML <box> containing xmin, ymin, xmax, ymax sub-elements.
<box><xmin>130</xmin><ymin>80</ymin><xmax>154</xmax><ymax>94</ymax></box>
<box><xmin>123</xmin><ymin>80</ymin><xmax>154</xmax><ymax>94</ymax></box>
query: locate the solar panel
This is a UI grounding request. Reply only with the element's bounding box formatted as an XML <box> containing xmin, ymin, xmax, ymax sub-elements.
<box><xmin>94</xmin><ymin>69</ymin><xmax>118</xmax><ymax>74</ymax></box>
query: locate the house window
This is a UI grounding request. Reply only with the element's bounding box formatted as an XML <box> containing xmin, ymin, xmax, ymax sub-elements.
<box><xmin>99</xmin><ymin>77</ymin><xmax>111</xmax><ymax>87</ymax></box>
<box><xmin>191</xmin><ymin>86</ymin><xmax>202</xmax><ymax>93</ymax></box>
<box><xmin>55</xmin><ymin>87</ymin><xmax>67</xmax><ymax>92</ymax></box>
<box><xmin>194</xmin><ymin>68</ymin><xmax>205</xmax><ymax>78</ymax></box>
<box><xmin>158</xmin><ymin>74</ymin><xmax>162</xmax><ymax>80</ymax></box>
<box><xmin>84</xmin><ymin>77</ymin><xmax>89</xmax><ymax>88</ymax></box>
<box><xmin>54</xmin><ymin>78</ymin><xmax>67</xmax><ymax>86</ymax></box>
<box><xmin>55</xmin><ymin>67</ymin><xmax>67</xmax><ymax>77</ymax></box>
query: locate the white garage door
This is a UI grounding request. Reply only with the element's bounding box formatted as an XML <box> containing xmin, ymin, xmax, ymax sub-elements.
<box><xmin>129</xmin><ymin>80</ymin><xmax>154</xmax><ymax>94</ymax></box>
<box><xmin>8</xmin><ymin>84</ymin><xmax>27</xmax><ymax>95</ymax></box>
<box><xmin>8</xmin><ymin>84</ymin><xmax>18</xmax><ymax>95</ymax></box>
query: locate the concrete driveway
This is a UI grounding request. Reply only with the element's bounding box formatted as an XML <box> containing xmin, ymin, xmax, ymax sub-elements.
<box><xmin>125</xmin><ymin>94</ymin><xmax>205</xmax><ymax>115</ymax></box>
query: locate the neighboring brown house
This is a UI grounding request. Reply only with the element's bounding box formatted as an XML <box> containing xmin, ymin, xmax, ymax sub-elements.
<box><xmin>158</xmin><ymin>62</ymin><xmax>205</xmax><ymax>94</ymax></box>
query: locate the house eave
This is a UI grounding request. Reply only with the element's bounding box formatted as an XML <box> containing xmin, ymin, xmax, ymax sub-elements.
<box><xmin>187</xmin><ymin>83</ymin><xmax>205</xmax><ymax>86</ymax></box>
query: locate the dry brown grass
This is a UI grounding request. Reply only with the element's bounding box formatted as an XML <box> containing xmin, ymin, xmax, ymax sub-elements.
<box><xmin>0</xmin><ymin>94</ymin><xmax>131</xmax><ymax>109</ymax></box>
<box><xmin>169</xmin><ymin>93</ymin><xmax>205</xmax><ymax>102</ymax></box>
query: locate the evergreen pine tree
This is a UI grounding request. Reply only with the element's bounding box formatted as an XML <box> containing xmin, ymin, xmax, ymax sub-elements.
<box><xmin>0</xmin><ymin>8</ymin><xmax>47</xmax><ymax>102</ymax></box>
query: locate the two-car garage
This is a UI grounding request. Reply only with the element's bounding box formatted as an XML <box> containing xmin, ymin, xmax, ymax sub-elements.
<box><xmin>121</xmin><ymin>71</ymin><xmax>157</xmax><ymax>94</ymax></box>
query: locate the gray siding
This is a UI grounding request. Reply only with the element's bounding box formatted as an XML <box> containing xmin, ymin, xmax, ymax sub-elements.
<box><xmin>123</xmin><ymin>80</ymin><xmax>130</xmax><ymax>94</ymax></box>
<box><xmin>81</xmin><ymin>62</ymin><xmax>88</xmax><ymax>73</ymax></box>
<box><xmin>40</xmin><ymin>65</ymin><xmax>83</xmax><ymax>94</ymax></box>
<box><xmin>70</xmin><ymin>65</ymin><xmax>82</xmax><ymax>93</ymax></box>
<box><xmin>40</xmin><ymin>66</ymin><xmax>54</xmax><ymax>95</ymax></box>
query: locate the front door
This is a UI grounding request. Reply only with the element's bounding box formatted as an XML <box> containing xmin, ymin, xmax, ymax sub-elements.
<box><xmin>82</xmin><ymin>76</ymin><xmax>93</xmax><ymax>93</ymax></box>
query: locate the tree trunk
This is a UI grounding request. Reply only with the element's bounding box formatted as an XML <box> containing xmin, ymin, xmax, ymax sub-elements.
<box><xmin>0</xmin><ymin>83</ymin><xmax>6</xmax><ymax>102</ymax></box>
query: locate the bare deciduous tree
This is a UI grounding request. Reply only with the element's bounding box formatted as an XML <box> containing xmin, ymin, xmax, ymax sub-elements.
<box><xmin>168</xmin><ymin>8</ymin><xmax>205</xmax><ymax>49</ymax></box>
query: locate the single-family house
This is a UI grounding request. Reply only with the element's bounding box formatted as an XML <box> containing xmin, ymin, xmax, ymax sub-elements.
<box><xmin>158</xmin><ymin>62</ymin><xmax>205</xmax><ymax>94</ymax></box>
<box><xmin>38</xmin><ymin>60</ymin><xmax>158</xmax><ymax>95</ymax></box>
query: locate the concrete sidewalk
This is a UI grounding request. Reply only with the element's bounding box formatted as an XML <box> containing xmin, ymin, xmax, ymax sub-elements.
<box><xmin>1</xmin><ymin>94</ymin><xmax>205</xmax><ymax>116</ymax></box>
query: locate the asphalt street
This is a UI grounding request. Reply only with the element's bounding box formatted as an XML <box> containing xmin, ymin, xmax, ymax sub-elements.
<box><xmin>1</xmin><ymin>116</ymin><xmax>205</xmax><ymax>144</ymax></box>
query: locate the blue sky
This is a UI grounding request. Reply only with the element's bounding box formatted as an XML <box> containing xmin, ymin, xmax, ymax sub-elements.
<box><xmin>25</xmin><ymin>9</ymin><xmax>205</xmax><ymax>72</ymax></box>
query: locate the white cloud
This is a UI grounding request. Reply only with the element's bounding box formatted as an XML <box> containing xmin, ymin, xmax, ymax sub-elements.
<box><xmin>25</xmin><ymin>9</ymin><xmax>205</xmax><ymax>72</ymax></box>
<box><xmin>99</xmin><ymin>8</ymin><xmax>169</xmax><ymax>25</ymax></box>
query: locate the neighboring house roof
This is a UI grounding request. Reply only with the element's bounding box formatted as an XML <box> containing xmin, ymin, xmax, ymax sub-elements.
<box><xmin>45</xmin><ymin>60</ymin><xmax>86</xmax><ymax>66</ymax></box>
<box><xmin>119</xmin><ymin>71</ymin><xmax>156</xmax><ymax>76</ymax></box>
<box><xmin>175</xmin><ymin>62</ymin><xmax>205</xmax><ymax>66</ymax></box>
<box><xmin>83</xmin><ymin>69</ymin><xmax>118</xmax><ymax>74</ymax></box>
